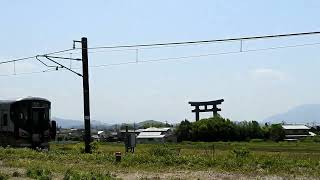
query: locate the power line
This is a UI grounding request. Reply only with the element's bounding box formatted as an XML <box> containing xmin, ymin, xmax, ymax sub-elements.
<box><xmin>88</xmin><ymin>31</ymin><xmax>320</xmax><ymax>50</ymax></box>
<box><xmin>0</xmin><ymin>56</ymin><xmax>35</xmax><ymax>65</ymax></box>
<box><xmin>87</xmin><ymin>41</ymin><xmax>320</xmax><ymax>68</ymax></box>
<box><xmin>1</xmin><ymin>31</ymin><xmax>320</xmax><ymax>65</ymax></box>
<box><xmin>1</xmin><ymin>31</ymin><xmax>320</xmax><ymax>77</ymax></box>
<box><xmin>1</xmin><ymin>41</ymin><xmax>320</xmax><ymax>77</ymax></box>
<box><xmin>0</xmin><ymin>68</ymin><xmax>56</xmax><ymax>77</ymax></box>
<box><xmin>0</xmin><ymin>48</ymin><xmax>76</xmax><ymax>65</ymax></box>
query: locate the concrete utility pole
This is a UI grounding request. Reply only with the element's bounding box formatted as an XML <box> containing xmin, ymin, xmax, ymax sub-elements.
<box><xmin>81</xmin><ymin>37</ymin><xmax>91</xmax><ymax>153</ymax></box>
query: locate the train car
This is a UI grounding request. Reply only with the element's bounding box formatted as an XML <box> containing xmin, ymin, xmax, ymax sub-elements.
<box><xmin>0</xmin><ymin>97</ymin><xmax>56</xmax><ymax>149</ymax></box>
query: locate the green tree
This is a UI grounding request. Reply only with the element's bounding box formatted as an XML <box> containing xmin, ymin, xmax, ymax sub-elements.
<box><xmin>175</xmin><ymin>119</ymin><xmax>192</xmax><ymax>142</ymax></box>
<box><xmin>269</xmin><ymin>124</ymin><xmax>285</xmax><ymax>142</ymax></box>
<box><xmin>120</xmin><ymin>123</ymin><xmax>134</xmax><ymax>130</ymax></box>
<box><xmin>191</xmin><ymin>116</ymin><xmax>236</xmax><ymax>141</ymax></box>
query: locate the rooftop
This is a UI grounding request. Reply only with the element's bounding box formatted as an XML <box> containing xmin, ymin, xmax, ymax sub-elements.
<box><xmin>282</xmin><ymin>124</ymin><xmax>310</xmax><ymax>130</ymax></box>
<box><xmin>137</xmin><ymin>131</ymin><xmax>165</xmax><ymax>139</ymax></box>
<box><xmin>143</xmin><ymin>127</ymin><xmax>171</xmax><ymax>132</ymax></box>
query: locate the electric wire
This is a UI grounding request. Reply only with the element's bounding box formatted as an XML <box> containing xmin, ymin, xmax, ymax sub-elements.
<box><xmin>1</xmin><ymin>31</ymin><xmax>320</xmax><ymax>77</ymax></box>
<box><xmin>86</xmin><ymin>41</ymin><xmax>320</xmax><ymax>68</ymax></box>
<box><xmin>2</xmin><ymin>31</ymin><xmax>320</xmax><ymax>64</ymax></box>
<box><xmin>0</xmin><ymin>48</ymin><xmax>76</xmax><ymax>65</ymax></box>
<box><xmin>1</xmin><ymin>41</ymin><xmax>320</xmax><ymax>76</ymax></box>
<box><xmin>87</xmin><ymin>31</ymin><xmax>320</xmax><ymax>50</ymax></box>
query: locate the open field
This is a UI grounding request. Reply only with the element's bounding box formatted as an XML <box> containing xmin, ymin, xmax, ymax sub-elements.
<box><xmin>0</xmin><ymin>141</ymin><xmax>319</xmax><ymax>179</ymax></box>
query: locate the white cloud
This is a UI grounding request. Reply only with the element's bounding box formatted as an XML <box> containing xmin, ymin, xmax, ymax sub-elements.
<box><xmin>251</xmin><ymin>68</ymin><xmax>287</xmax><ymax>81</ymax></box>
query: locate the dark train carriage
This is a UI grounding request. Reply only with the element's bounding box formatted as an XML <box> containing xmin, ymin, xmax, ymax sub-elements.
<box><xmin>0</xmin><ymin>97</ymin><xmax>56</xmax><ymax>148</ymax></box>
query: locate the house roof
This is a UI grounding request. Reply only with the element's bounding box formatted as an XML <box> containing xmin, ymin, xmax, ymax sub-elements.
<box><xmin>282</xmin><ymin>125</ymin><xmax>310</xmax><ymax>130</ymax></box>
<box><xmin>137</xmin><ymin>131</ymin><xmax>165</xmax><ymax>139</ymax></box>
<box><xmin>143</xmin><ymin>127</ymin><xmax>171</xmax><ymax>132</ymax></box>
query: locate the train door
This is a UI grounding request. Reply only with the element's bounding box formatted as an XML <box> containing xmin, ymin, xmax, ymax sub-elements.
<box><xmin>32</xmin><ymin>108</ymin><xmax>46</xmax><ymax>132</ymax></box>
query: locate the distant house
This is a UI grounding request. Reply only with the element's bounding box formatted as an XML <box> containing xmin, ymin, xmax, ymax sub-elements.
<box><xmin>282</xmin><ymin>124</ymin><xmax>316</xmax><ymax>140</ymax></box>
<box><xmin>91</xmin><ymin>130</ymin><xmax>107</xmax><ymax>141</ymax></box>
<box><xmin>137</xmin><ymin>127</ymin><xmax>177</xmax><ymax>143</ymax></box>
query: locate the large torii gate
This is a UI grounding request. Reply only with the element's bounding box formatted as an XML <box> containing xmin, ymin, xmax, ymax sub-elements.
<box><xmin>189</xmin><ymin>99</ymin><xmax>224</xmax><ymax>121</ymax></box>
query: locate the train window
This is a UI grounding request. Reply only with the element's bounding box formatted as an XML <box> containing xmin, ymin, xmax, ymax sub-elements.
<box><xmin>19</xmin><ymin>113</ymin><xmax>24</xmax><ymax>120</ymax></box>
<box><xmin>2</xmin><ymin>114</ymin><xmax>8</xmax><ymax>126</ymax></box>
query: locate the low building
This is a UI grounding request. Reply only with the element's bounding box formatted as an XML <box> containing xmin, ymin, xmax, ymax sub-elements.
<box><xmin>282</xmin><ymin>124</ymin><xmax>316</xmax><ymax>140</ymax></box>
<box><xmin>137</xmin><ymin>127</ymin><xmax>177</xmax><ymax>143</ymax></box>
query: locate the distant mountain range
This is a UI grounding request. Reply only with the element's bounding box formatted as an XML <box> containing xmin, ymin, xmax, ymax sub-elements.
<box><xmin>52</xmin><ymin>117</ymin><xmax>110</xmax><ymax>129</ymax></box>
<box><xmin>52</xmin><ymin>117</ymin><xmax>166</xmax><ymax>129</ymax></box>
<box><xmin>262</xmin><ymin>104</ymin><xmax>320</xmax><ymax>125</ymax></box>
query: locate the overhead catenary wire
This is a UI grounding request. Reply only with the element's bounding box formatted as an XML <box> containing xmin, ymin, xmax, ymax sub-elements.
<box><xmin>1</xmin><ymin>31</ymin><xmax>320</xmax><ymax>65</ymax></box>
<box><xmin>87</xmin><ymin>31</ymin><xmax>320</xmax><ymax>50</ymax></box>
<box><xmin>86</xmin><ymin>41</ymin><xmax>320</xmax><ymax>68</ymax></box>
<box><xmin>1</xmin><ymin>40</ymin><xmax>320</xmax><ymax>77</ymax></box>
<box><xmin>0</xmin><ymin>48</ymin><xmax>76</xmax><ymax>65</ymax></box>
<box><xmin>0</xmin><ymin>68</ymin><xmax>56</xmax><ymax>77</ymax></box>
<box><xmin>52</xmin><ymin>31</ymin><xmax>320</xmax><ymax>56</ymax></box>
<box><xmin>1</xmin><ymin>31</ymin><xmax>320</xmax><ymax>77</ymax></box>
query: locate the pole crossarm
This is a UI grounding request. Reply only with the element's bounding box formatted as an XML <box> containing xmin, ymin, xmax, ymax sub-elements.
<box><xmin>38</xmin><ymin>55</ymin><xmax>83</xmax><ymax>77</ymax></box>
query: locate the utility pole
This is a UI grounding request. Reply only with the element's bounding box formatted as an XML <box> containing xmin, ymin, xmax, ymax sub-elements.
<box><xmin>35</xmin><ymin>38</ymin><xmax>91</xmax><ymax>153</ymax></box>
<box><xmin>82</xmin><ymin>37</ymin><xmax>91</xmax><ymax>153</ymax></box>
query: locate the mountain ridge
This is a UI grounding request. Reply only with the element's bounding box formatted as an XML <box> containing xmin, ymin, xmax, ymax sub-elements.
<box><xmin>262</xmin><ymin>104</ymin><xmax>320</xmax><ymax>125</ymax></box>
<box><xmin>52</xmin><ymin>117</ymin><xmax>166</xmax><ymax>129</ymax></box>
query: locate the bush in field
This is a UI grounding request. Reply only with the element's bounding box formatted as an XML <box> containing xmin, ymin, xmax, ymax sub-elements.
<box><xmin>312</xmin><ymin>136</ymin><xmax>320</xmax><ymax>143</ymax></box>
<box><xmin>148</xmin><ymin>145</ymin><xmax>176</xmax><ymax>156</ymax></box>
<box><xmin>26</xmin><ymin>166</ymin><xmax>52</xmax><ymax>180</ymax></box>
<box><xmin>90</xmin><ymin>141</ymin><xmax>101</xmax><ymax>153</ymax></box>
<box><xmin>72</xmin><ymin>141</ymin><xmax>101</xmax><ymax>154</ymax></box>
<box><xmin>63</xmin><ymin>169</ymin><xmax>112</xmax><ymax>180</ymax></box>
<box><xmin>250</xmin><ymin>139</ymin><xmax>264</xmax><ymax>143</ymax></box>
<box><xmin>12</xmin><ymin>171</ymin><xmax>21</xmax><ymax>177</ymax></box>
<box><xmin>232</xmin><ymin>147</ymin><xmax>250</xmax><ymax>158</ymax></box>
<box><xmin>0</xmin><ymin>172</ymin><xmax>9</xmax><ymax>180</ymax></box>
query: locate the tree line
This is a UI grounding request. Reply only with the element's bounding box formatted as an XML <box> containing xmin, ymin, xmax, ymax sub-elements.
<box><xmin>175</xmin><ymin>116</ymin><xmax>285</xmax><ymax>142</ymax></box>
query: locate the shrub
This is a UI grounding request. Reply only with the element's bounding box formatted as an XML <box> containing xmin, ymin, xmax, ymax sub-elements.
<box><xmin>313</xmin><ymin>136</ymin><xmax>320</xmax><ymax>143</ymax></box>
<box><xmin>12</xmin><ymin>171</ymin><xmax>21</xmax><ymax>177</ymax></box>
<box><xmin>0</xmin><ymin>173</ymin><xmax>9</xmax><ymax>180</ymax></box>
<box><xmin>148</xmin><ymin>145</ymin><xmax>176</xmax><ymax>157</ymax></box>
<box><xmin>63</xmin><ymin>169</ymin><xmax>113</xmax><ymax>180</ymax></box>
<box><xmin>26</xmin><ymin>166</ymin><xmax>52</xmax><ymax>180</ymax></box>
<box><xmin>250</xmin><ymin>139</ymin><xmax>264</xmax><ymax>143</ymax></box>
<box><xmin>232</xmin><ymin>147</ymin><xmax>250</xmax><ymax>158</ymax></box>
<box><xmin>90</xmin><ymin>141</ymin><xmax>101</xmax><ymax>153</ymax></box>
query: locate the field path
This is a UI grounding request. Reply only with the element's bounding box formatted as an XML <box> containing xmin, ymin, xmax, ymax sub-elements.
<box><xmin>115</xmin><ymin>170</ymin><xmax>318</xmax><ymax>180</ymax></box>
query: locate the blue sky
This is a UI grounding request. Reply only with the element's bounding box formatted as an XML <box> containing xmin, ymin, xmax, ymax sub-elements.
<box><xmin>1</xmin><ymin>1</ymin><xmax>320</xmax><ymax>124</ymax></box>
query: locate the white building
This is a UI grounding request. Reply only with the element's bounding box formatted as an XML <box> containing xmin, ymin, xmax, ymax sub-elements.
<box><xmin>282</xmin><ymin>124</ymin><xmax>316</xmax><ymax>140</ymax></box>
<box><xmin>137</xmin><ymin>127</ymin><xmax>177</xmax><ymax>143</ymax></box>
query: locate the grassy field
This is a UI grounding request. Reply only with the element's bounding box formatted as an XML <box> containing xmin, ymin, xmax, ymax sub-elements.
<box><xmin>0</xmin><ymin>141</ymin><xmax>319</xmax><ymax>179</ymax></box>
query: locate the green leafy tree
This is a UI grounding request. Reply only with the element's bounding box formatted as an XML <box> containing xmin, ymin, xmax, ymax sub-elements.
<box><xmin>175</xmin><ymin>119</ymin><xmax>192</xmax><ymax>142</ymax></box>
<box><xmin>269</xmin><ymin>124</ymin><xmax>285</xmax><ymax>142</ymax></box>
<box><xmin>120</xmin><ymin>123</ymin><xmax>134</xmax><ymax>130</ymax></box>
